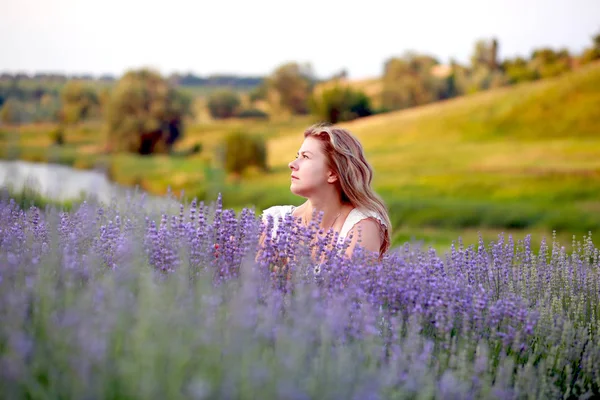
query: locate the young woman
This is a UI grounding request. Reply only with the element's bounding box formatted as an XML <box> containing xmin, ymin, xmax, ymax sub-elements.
<box><xmin>261</xmin><ymin>122</ymin><xmax>391</xmax><ymax>260</ymax></box>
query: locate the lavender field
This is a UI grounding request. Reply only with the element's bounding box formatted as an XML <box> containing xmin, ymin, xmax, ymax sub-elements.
<box><xmin>0</xmin><ymin>191</ymin><xmax>599</xmax><ymax>399</ymax></box>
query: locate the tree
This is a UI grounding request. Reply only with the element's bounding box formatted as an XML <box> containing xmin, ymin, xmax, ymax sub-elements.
<box><xmin>105</xmin><ymin>68</ymin><xmax>191</xmax><ymax>155</ymax></box>
<box><xmin>0</xmin><ymin>98</ymin><xmax>27</xmax><ymax>124</ymax></box>
<box><xmin>381</xmin><ymin>52</ymin><xmax>446</xmax><ymax>110</ymax></box>
<box><xmin>529</xmin><ymin>48</ymin><xmax>571</xmax><ymax>78</ymax></box>
<box><xmin>580</xmin><ymin>31</ymin><xmax>600</xmax><ymax>65</ymax></box>
<box><xmin>59</xmin><ymin>81</ymin><xmax>99</xmax><ymax>124</ymax></box>
<box><xmin>267</xmin><ymin>62</ymin><xmax>315</xmax><ymax>115</ymax></box>
<box><xmin>502</xmin><ymin>57</ymin><xmax>539</xmax><ymax>84</ymax></box>
<box><xmin>249</xmin><ymin>83</ymin><xmax>268</xmax><ymax>103</ymax></box>
<box><xmin>471</xmin><ymin>38</ymin><xmax>500</xmax><ymax>70</ymax></box>
<box><xmin>207</xmin><ymin>89</ymin><xmax>241</xmax><ymax>119</ymax></box>
<box><xmin>448</xmin><ymin>39</ymin><xmax>510</xmax><ymax>94</ymax></box>
<box><xmin>309</xmin><ymin>85</ymin><xmax>372</xmax><ymax>123</ymax></box>
<box><xmin>221</xmin><ymin>130</ymin><xmax>267</xmax><ymax>176</ymax></box>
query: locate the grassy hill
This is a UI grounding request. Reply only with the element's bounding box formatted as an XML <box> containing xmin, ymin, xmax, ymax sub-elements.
<box><xmin>2</xmin><ymin>62</ymin><xmax>599</xmax><ymax>251</ymax></box>
<box><xmin>261</xmin><ymin>61</ymin><xmax>600</xmax><ymax>248</ymax></box>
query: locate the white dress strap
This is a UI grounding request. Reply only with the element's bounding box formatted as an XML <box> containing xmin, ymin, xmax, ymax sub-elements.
<box><xmin>261</xmin><ymin>205</ymin><xmax>296</xmax><ymax>237</ymax></box>
<box><xmin>261</xmin><ymin>205</ymin><xmax>385</xmax><ymax>243</ymax></box>
<box><xmin>338</xmin><ymin>208</ymin><xmax>385</xmax><ymax>242</ymax></box>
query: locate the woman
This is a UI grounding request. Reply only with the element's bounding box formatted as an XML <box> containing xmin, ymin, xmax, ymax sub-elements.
<box><xmin>261</xmin><ymin>122</ymin><xmax>391</xmax><ymax>260</ymax></box>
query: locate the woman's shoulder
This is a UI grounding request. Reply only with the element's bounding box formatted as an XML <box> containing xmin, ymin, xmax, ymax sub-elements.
<box><xmin>261</xmin><ymin>205</ymin><xmax>296</xmax><ymax>221</ymax></box>
<box><xmin>340</xmin><ymin>207</ymin><xmax>386</xmax><ymax>237</ymax></box>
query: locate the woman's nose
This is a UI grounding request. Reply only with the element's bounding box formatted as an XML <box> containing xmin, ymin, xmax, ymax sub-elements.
<box><xmin>289</xmin><ymin>159</ymin><xmax>297</xmax><ymax>170</ymax></box>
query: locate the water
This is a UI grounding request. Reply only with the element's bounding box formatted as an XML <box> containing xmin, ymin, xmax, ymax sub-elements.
<box><xmin>0</xmin><ymin>160</ymin><xmax>181</xmax><ymax>210</ymax></box>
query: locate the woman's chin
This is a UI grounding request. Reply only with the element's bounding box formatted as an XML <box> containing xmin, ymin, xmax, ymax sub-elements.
<box><xmin>290</xmin><ymin>184</ymin><xmax>305</xmax><ymax>197</ymax></box>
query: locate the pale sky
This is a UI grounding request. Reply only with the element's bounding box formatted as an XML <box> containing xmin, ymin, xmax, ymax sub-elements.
<box><xmin>1</xmin><ymin>0</ymin><xmax>599</xmax><ymax>79</ymax></box>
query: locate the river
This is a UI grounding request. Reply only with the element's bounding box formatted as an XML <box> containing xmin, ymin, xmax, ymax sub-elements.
<box><xmin>0</xmin><ymin>160</ymin><xmax>180</xmax><ymax>210</ymax></box>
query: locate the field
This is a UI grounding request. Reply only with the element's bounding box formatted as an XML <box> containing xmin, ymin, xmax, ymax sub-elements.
<box><xmin>1</xmin><ymin>62</ymin><xmax>599</xmax><ymax>252</ymax></box>
<box><xmin>1</xmin><ymin>62</ymin><xmax>600</xmax><ymax>399</ymax></box>
<box><xmin>0</xmin><ymin>186</ymin><xmax>598</xmax><ymax>398</ymax></box>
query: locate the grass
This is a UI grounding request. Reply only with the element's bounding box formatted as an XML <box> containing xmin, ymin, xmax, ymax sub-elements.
<box><xmin>1</xmin><ymin>62</ymin><xmax>600</xmax><ymax>251</ymax></box>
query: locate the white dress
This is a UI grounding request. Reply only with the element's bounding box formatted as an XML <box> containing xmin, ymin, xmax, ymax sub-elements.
<box><xmin>261</xmin><ymin>205</ymin><xmax>385</xmax><ymax>244</ymax></box>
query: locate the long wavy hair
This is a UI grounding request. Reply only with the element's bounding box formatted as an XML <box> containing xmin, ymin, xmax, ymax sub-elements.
<box><xmin>304</xmin><ymin>122</ymin><xmax>392</xmax><ymax>256</ymax></box>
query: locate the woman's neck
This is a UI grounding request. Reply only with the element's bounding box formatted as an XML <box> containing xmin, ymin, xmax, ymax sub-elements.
<box><xmin>303</xmin><ymin>190</ymin><xmax>346</xmax><ymax>227</ymax></box>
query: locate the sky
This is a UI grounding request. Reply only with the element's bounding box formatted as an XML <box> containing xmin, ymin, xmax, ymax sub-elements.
<box><xmin>1</xmin><ymin>0</ymin><xmax>599</xmax><ymax>80</ymax></box>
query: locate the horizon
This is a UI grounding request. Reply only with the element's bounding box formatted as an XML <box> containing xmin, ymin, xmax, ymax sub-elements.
<box><xmin>1</xmin><ymin>0</ymin><xmax>599</xmax><ymax>80</ymax></box>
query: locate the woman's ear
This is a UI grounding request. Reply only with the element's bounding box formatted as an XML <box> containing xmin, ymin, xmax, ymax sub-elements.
<box><xmin>327</xmin><ymin>170</ymin><xmax>338</xmax><ymax>183</ymax></box>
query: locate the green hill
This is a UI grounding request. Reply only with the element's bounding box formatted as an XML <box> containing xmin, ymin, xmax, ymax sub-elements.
<box><xmin>262</xmin><ymin>61</ymin><xmax>600</xmax><ymax>248</ymax></box>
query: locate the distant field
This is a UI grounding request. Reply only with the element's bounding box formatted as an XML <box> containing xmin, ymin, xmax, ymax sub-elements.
<box><xmin>1</xmin><ymin>62</ymin><xmax>599</xmax><ymax>251</ymax></box>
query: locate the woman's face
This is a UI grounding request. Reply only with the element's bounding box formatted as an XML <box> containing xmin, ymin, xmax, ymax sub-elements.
<box><xmin>288</xmin><ymin>136</ymin><xmax>335</xmax><ymax>197</ymax></box>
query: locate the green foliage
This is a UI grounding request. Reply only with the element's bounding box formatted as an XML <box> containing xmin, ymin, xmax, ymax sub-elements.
<box><xmin>0</xmin><ymin>186</ymin><xmax>75</xmax><ymax>211</ymax></box>
<box><xmin>248</xmin><ymin>83</ymin><xmax>268</xmax><ymax>103</ymax></box>
<box><xmin>0</xmin><ymin>98</ymin><xmax>28</xmax><ymax>124</ymax></box>
<box><xmin>580</xmin><ymin>48</ymin><xmax>600</xmax><ymax>65</ymax></box>
<box><xmin>529</xmin><ymin>48</ymin><xmax>572</xmax><ymax>79</ymax></box>
<box><xmin>0</xmin><ymin>80</ymin><xmax>61</xmax><ymax>103</ymax></box>
<box><xmin>235</xmin><ymin>108</ymin><xmax>269</xmax><ymax>119</ymax></box>
<box><xmin>221</xmin><ymin>130</ymin><xmax>267</xmax><ymax>175</ymax></box>
<box><xmin>447</xmin><ymin>40</ymin><xmax>510</xmax><ymax>95</ymax></box>
<box><xmin>381</xmin><ymin>53</ymin><xmax>448</xmax><ymax>110</ymax></box>
<box><xmin>470</xmin><ymin>38</ymin><xmax>500</xmax><ymax>70</ymax></box>
<box><xmin>579</xmin><ymin>31</ymin><xmax>600</xmax><ymax>65</ymax></box>
<box><xmin>0</xmin><ymin>79</ymin><xmax>80</xmax><ymax>123</ymax></box>
<box><xmin>207</xmin><ymin>89</ymin><xmax>241</xmax><ymax>119</ymax></box>
<box><xmin>59</xmin><ymin>80</ymin><xmax>100</xmax><ymax>124</ymax></box>
<box><xmin>309</xmin><ymin>85</ymin><xmax>372</xmax><ymax>123</ymax></box>
<box><xmin>502</xmin><ymin>57</ymin><xmax>539</xmax><ymax>84</ymax></box>
<box><xmin>36</xmin><ymin>94</ymin><xmax>62</xmax><ymax>122</ymax></box>
<box><xmin>267</xmin><ymin>62</ymin><xmax>315</xmax><ymax>114</ymax></box>
<box><xmin>191</xmin><ymin>143</ymin><xmax>202</xmax><ymax>154</ymax></box>
<box><xmin>49</xmin><ymin>126</ymin><xmax>65</xmax><ymax>145</ymax></box>
<box><xmin>459</xmin><ymin>65</ymin><xmax>509</xmax><ymax>94</ymax></box>
<box><xmin>105</xmin><ymin>68</ymin><xmax>191</xmax><ymax>155</ymax></box>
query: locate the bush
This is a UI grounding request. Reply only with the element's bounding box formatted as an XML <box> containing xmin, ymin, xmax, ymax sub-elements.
<box><xmin>580</xmin><ymin>48</ymin><xmax>600</xmax><ymax>65</ymax></box>
<box><xmin>502</xmin><ymin>58</ymin><xmax>539</xmax><ymax>84</ymax></box>
<box><xmin>0</xmin><ymin>98</ymin><xmax>30</xmax><ymax>125</ymax></box>
<box><xmin>190</xmin><ymin>143</ymin><xmax>202</xmax><ymax>155</ymax></box>
<box><xmin>207</xmin><ymin>89</ymin><xmax>241</xmax><ymax>119</ymax></box>
<box><xmin>59</xmin><ymin>81</ymin><xmax>100</xmax><ymax>124</ymax></box>
<box><xmin>221</xmin><ymin>130</ymin><xmax>267</xmax><ymax>175</ymax></box>
<box><xmin>50</xmin><ymin>126</ymin><xmax>65</xmax><ymax>146</ymax></box>
<box><xmin>309</xmin><ymin>85</ymin><xmax>372</xmax><ymax>123</ymax></box>
<box><xmin>235</xmin><ymin>108</ymin><xmax>269</xmax><ymax>119</ymax></box>
<box><xmin>529</xmin><ymin>48</ymin><xmax>572</xmax><ymax>79</ymax></box>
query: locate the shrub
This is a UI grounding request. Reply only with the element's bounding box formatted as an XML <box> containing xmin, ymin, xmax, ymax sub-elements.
<box><xmin>190</xmin><ymin>143</ymin><xmax>202</xmax><ymax>155</ymax></box>
<box><xmin>49</xmin><ymin>126</ymin><xmax>65</xmax><ymax>146</ymax></box>
<box><xmin>207</xmin><ymin>89</ymin><xmax>241</xmax><ymax>119</ymax></box>
<box><xmin>221</xmin><ymin>130</ymin><xmax>267</xmax><ymax>175</ymax></box>
<box><xmin>309</xmin><ymin>85</ymin><xmax>372</xmax><ymax>123</ymax></box>
<box><xmin>235</xmin><ymin>108</ymin><xmax>269</xmax><ymax>119</ymax></box>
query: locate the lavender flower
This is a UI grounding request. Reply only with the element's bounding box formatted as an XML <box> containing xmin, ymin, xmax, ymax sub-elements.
<box><xmin>0</xmin><ymin>192</ymin><xmax>598</xmax><ymax>399</ymax></box>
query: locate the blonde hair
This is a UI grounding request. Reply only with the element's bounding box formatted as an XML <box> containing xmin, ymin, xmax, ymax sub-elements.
<box><xmin>304</xmin><ymin>122</ymin><xmax>392</xmax><ymax>256</ymax></box>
